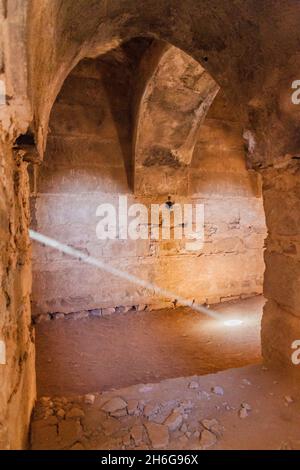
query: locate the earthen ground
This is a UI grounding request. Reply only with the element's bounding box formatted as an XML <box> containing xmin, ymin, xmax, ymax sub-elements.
<box><xmin>36</xmin><ymin>296</ymin><xmax>264</xmax><ymax>397</ymax></box>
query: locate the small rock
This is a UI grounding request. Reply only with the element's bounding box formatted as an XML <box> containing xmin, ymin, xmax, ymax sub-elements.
<box><xmin>123</xmin><ymin>306</ymin><xmax>133</xmax><ymax>313</ymax></box>
<box><xmin>66</xmin><ymin>407</ymin><xmax>85</xmax><ymax>419</ymax></box>
<box><xmin>144</xmin><ymin>403</ymin><xmax>160</xmax><ymax>420</ymax></box>
<box><xmin>72</xmin><ymin>311</ymin><xmax>89</xmax><ymax>320</ymax></box>
<box><xmin>241</xmin><ymin>402</ymin><xmax>252</xmax><ymax>411</ymax></box>
<box><xmin>145</xmin><ymin>422</ymin><xmax>169</xmax><ymax>449</ymax></box>
<box><xmin>40</xmin><ymin>397</ymin><xmax>51</xmax><ymax>405</ymax></box>
<box><xmin>164</xmin><ymin>409</ymin><xmax>183</xmax><ymax>432</ymax></box>
<box><xmin>180</xmin><ymin>423</ymin><xmax>188</xmax><ymax>433</ymax></box>
<box><xmin>54</xmin><ymin>313</ymin><xmax>65</xmax><ymax>320</ymax></box>
<box><xmin>89</xmin><ymin>309</ymin><xmax>102</xmax><ymax>317</ymax></box>
<box><xmin>193</xmin><ymin>431</ymin><xmax>200</xmax><ymax>438</ymax></box>
<box><xmin>198</xmin><ymin>391</ymin><xmax>211</xmax><ymax>400</ymax></box>
<box><xmin>115</xmin><ymin>306</ymin><xmax>126</xmax><ymax>314</ymax></box>
<box><xmin>84</xmin><ymin>394</ymin><xmax>95</xmax><ymax>405</ymax></box>
<box><xmin>137</xmin><ymin>304</ymin><xmax>146</xmax><ymax>312</ymax></box>
<box><xmin>284</xmin><ymin>395</ymin><xmax>294</xmax><ymax>404</ymax></box>
<box><xmin>102</xmin><ymin>307</ymin><xmax>115</xmax><ymax>316</ymax></box>
<box><xmin>242</xmin><ymin>379</ymin><xmax>251</xmax><ymax>385</ymax></box>
<box><xmin>56</xmin><ymin>409</ymin><xmax>65</xmax><ymax>418</ymax></box>
<box><xmin>211</xmin><ymin>386</ymin><xmax>224</xmax><ymax>396</ymax></box>
<box><xmin>239</xmin><ymin>407</ymin><xmax>249</xmax><ymax>419</ymax></box>
<box><xmin>201</xmin><ymin>418</ymin><xmax>223</xmax><ymax>437</ymax></box>
<box><xmin>111</xmin><ymin>408</ymin><xmax>127</xmax><ymax>418</ymax></box>
<box><xmin>131</xmin><ymin>425</ymin><xmax>144</xmax><ymax>446</ymax></box>
<box><xmin>102</xmin><ymin>397</ymin><xmax>127</xmax><ymax>413</ymax></box>
<box><xmin>199</xmin><ymin>429</ymin><xmax>217</xmax><ymax>449</ymax></box>
<box><xmin>127</xmin><ymin>400</ymin><xmax>140</xmax><ymax>415</ymax></box>
<box><xmin>189</xmin><ymin>381</ymin><xmax>199</xmax><ymax>389</ymax></box>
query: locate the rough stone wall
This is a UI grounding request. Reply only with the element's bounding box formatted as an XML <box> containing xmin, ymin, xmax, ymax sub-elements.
<box><xmin>0</xmin><ymin>0</ymin><xmax>36</xmax><ymax>450</ymax></box>
<box><xmin>0</xmin><ymin>143</ymin><xmax>35</xmax><ymax>449</ymax></box>
<box><xmin>30</xmin><ymin>57</ymin><xmax>266</xmax><ymax>317</ymax></box>
<box><xmin>261</xmin><ymin>162</ymin><xmax>300</xmax><ymax>371</ymax></box>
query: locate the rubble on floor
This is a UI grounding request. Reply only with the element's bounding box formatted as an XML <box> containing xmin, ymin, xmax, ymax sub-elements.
<box><xmin>30</xmin><ymin>365</ymin><xmax>300</xmax><ymax>450</ymax></box>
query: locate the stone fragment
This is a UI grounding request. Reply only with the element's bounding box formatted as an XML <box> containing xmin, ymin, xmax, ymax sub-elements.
<box><xmin>201</xmin><ymin>418</ymin><xmax>223</xmax><ymax>437</ymax></box>
<box><xmin>145</xmin><ymin>422</ymin><xmax>169</xmax><ymax>449</ymax></box>
<box><xmin>239</xmin><ymin>403</ymin><xmax>251</xmax><ymax>419</ymax></box>
<box><xmin>211</xmin><ymin>386</ymin><xmax>224</xmax><ymax>396</ymax></box>
<box><xmin>189</xmin><ymin>381</ymin><xmax>199</xmax><ymax>389</ymax></box>
<box><xmin>242</xmin><ymin>379</ymin><xmax>252</xmax><ymax>385</ymax></box>
<box><xmin>284</xmin><ymin>395</ymin><xmax>294</xmax><ymax>404</ymax></box>
<box><xmin>56</xmin><ymin>409</ymin><xmax>65</xmax><ymax>418</ymax></box>
<box><xmin>72</xmin><ymin>311</ymin><xmax>88</xmax><ymax>320</ymax></box>
<box><xmin>66</xmin><ymin>407</ymin><xmax>85</xmax><ymax>419</ymax></box>
<box><xmin>111</xmin><ymin>408</ymin><xmax>127</xmax><ymax>418</ymax></box>
<box><xmin>84</xmin><ymin>394</ymin><xmax>95</xmax><ymax>405</ymax></box>
<box><xmin>199</xmin><ymin>429</ymin><xmax>217</xmax><ymax>449</ymax></box>
<box><xmin>127</xmin><ymin>400</ymin><xmax>140</xmax><ymax>415</ymax></box>
<box><xmin>198</xmin><ymin>391</ymin><xmax>210</xmax><ymax>400</ymax></box>
<box><xmin>180</xmin><ymin>423</ymin><xmax>188</xmax><ymax>433</ymax></box>
<box><xmin>137</xmin><ymin>304</ymin><xmax>146</xmax><ymax>311</ymax></box>
<box><xmin>89</xmin><ymin>308</ymin><xmax>102</xmax><ymax>317</ymax></box>
<box><xmin>164</xmin><ymin>409</ymin><xmax>183</xmax><ymax>432</ymax></box>
<box><xmin>102</xmin><ymin>307</ymin><xmax>115</xmax><ymax>316</ymax></box>
<box><xmin>115</xmin><ymin>306</ymin><xmax>126</xmax><ymax>314</ymax></box>
<box><xmin>144</xmin><ymin>402</ymin><xmax>160</xmax><ymax>420</ymax></box>
<box><xmin>54</xmin><ymin>313</ymin><xmax>65</xmax><ymax>320</ymax></box>
<box><xmin>131</xmin><ymin>425</ymin><xmax>144</xmax><ymax>446</ymax></box>
<box><xmin>102</xmin><ymin>397</ymin><xmax>127</xmax><ymax>413</ymax></box>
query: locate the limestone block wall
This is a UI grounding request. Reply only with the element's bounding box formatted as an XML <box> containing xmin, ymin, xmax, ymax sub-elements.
<box><xmin>30</xmin><ymin>59</ymin><xmax>266</xmax><ymax>318</ymax></box>
<box><xmin>261</xmin><ymin>163</ymin><xmax>300</xmax><ymax>370</ymax></box>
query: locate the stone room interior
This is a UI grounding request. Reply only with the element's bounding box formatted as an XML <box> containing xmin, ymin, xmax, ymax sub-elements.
<box><xmin>1</xmin><ymin>0</ymin><xmax>300</xmax><ymax>453</ymax></box>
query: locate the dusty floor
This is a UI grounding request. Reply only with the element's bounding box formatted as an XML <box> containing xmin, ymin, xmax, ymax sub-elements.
<box><xmin>36</xmin><ymin>296</ymin><xmax>264</xmax><ymax>397</ymax></box>
<box><xmin>31</xmin><ymin>364</ymin><xmax>300</xmax><ymax>450</ymax></box>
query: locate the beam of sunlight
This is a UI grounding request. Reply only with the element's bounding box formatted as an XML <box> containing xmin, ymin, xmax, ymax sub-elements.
<box><xmin>29</xmin><ymin>229</ymin><xmax>222</xmax><ymax>320</ymax></box>
<box><xmin>223</xmin><ymin>319</ymin><xmax>244</xmax><ymax>327</ymax></box>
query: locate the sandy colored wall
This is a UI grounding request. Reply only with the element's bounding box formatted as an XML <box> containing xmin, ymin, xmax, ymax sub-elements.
<box><xmin>0</xmin><ymin>143</ymin><xmax>35</xmax><ymax>449</ymax></box>
<box><xmin>0</xmin><ymin>1</ymin><xmax>36</xmax><ymax>449</ymax></box>
<box><xmin>30</xmin><ymin>59</ymin><xmax>266</xmax><ymax>318</ymax></box>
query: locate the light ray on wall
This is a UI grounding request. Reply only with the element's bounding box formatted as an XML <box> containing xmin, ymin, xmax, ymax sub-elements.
<box><xmin>29</xmin><ymin>229</ymin><xmax>222</xmax><ymax>320</ymax></box>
